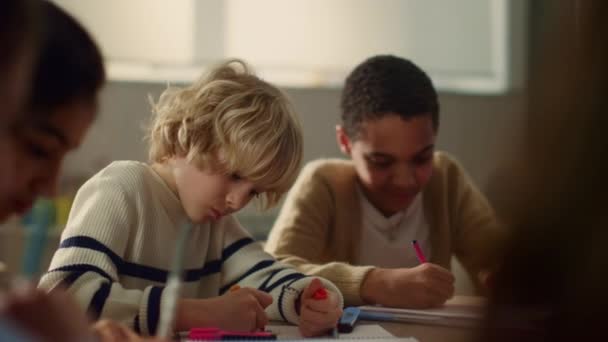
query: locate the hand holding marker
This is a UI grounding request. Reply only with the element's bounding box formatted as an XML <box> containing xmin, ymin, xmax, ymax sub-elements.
<box><xmin>312</xmin><ymin>286</ymin><xmax>340</xmax><ymax>338</ymax></box>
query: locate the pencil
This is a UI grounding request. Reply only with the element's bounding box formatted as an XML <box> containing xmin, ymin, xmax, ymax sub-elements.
<box><xmin>22</xmin><ymin>199</ymin><xmax>54</xmax><ymax>280</ymax></box>
<box><xmin>156</xmin><ymin>221</ymin><xmax>193</xmax><ymax>339</ymax></box>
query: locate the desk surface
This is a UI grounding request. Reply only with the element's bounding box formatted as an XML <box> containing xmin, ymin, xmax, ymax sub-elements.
<box><xmin>180</xmin><ymin>322</ymin><xmax>478</xmax><ymax>342</ymax></box>
<box><xmin>179</xmin><ymin>296</ymin><xmax>483</xmax><ymax>341</ymax></box>
<box><xmin>377</xmin><ymin>321</ymin><xmax>478</xmax><ymax>342</ymax></box>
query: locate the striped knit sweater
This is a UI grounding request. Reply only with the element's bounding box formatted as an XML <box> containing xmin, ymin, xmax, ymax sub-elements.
<box><xmin>38</xmin><ymin>161</ymin><xmax>343</xmax><ymax>336</ymax></box>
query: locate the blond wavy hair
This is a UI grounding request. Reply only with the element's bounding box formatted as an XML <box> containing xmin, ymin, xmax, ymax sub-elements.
<box><xmin>146</xmin><ymin>59</ymin><xmax>303</xmax><ymax>209</ymax></box>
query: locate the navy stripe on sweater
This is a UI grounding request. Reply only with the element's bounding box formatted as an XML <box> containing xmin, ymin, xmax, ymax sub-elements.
<box><xmin>262</xmin><ymin>273</ymin><xmax>307</xmax><ymax>293</ymax></box>
<box><xmin>49</xmin><ymin>263</ymin><xmax>113</xmax><ymax>286</ymax></box>
<box><xmin>147</xmin><ymin>286</ymin><xmax>164</xmax><ymax>335</ymax></box>
<box><xmin>57</xmin><ymin>235</ymin><xmax>255</xmax><ymax>283</ymax></box>
<box><xmin>88</xmin><ymin>282</ymin><xmax>111</xmax><ymax>319</ymax></box>
<box><xmin>277</xmin><ymin>277</ymin><xmax>305</xmax><ymax>322</ymax></box>
<box><xmin>219</xmin><ymin>259</ymin><xmax>276</xmax><ymax>294</ymax></box>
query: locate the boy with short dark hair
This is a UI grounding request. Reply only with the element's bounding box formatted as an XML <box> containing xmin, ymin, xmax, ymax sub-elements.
<box><xmin>266</xmin><ymin>55</ymin><xmax>505</xmax><ymax>309</ymax></box>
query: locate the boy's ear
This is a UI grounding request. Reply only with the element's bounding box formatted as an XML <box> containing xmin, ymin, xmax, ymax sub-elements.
<box><xmin>335</xmin><ymin>125</ymin><xmax>352</xmax><ymax>156</ymax></box>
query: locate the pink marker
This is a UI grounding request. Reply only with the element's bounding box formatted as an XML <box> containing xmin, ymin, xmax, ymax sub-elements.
<box><xmin>412</xmin><ymin>240</ymin><xmax>427</xmax><ymax>263</ymax></box>
<box><xmin>188</xmin><ymin>328</ymin><xmax>276</xmax><ymax>340</ymax></box>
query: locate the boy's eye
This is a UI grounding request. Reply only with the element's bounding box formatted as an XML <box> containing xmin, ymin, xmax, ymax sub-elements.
<box><xmin>230</xmin><ymin>173</ymin><xmax>242</xmax><ymax>181</ymax></box>
<box><xmin>413</xmin><ymin>155</ymin><xmax>432</xmax><ymax>165</ymax></box>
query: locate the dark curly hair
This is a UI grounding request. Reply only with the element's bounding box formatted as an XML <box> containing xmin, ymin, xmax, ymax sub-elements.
<box><xmin>340</xmin><ymin>55</ymin><xmax>439</xmax><ymax>138</ymax></box>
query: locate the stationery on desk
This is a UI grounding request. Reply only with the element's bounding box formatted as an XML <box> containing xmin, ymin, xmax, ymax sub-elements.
<box><xmin>268</xmin><ymin>323</ymin><xmax>398</xmax><ymax>340</ymax></box>
<box><xmin>355</xmin><ymin>296</ymin><xmax>486</xmax><ymax>328</ymax></box>
<box><xmin>188</xmin><ymin>327</ymin><xmax>277</xmax><ymax>340</ymax></box>
<box><xmin>186</xmin><ymin>324</ymin><xmax>417</xmax><ymax>341</ymax></box>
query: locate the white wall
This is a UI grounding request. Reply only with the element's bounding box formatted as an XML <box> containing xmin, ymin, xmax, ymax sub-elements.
<box><xmin>54</xmin><ymin>0</ymin><xmax>525</xmax><ymax>93</ymax></box>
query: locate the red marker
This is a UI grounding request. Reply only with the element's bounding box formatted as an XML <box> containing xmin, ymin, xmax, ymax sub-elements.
<box><xmin>313</xmin><ymin>287</ymin><xmax>328</xmax><ymax>300</ymax></box>
<box><xmin>188</xmin><ymin>328</ymin><xmax>276</xmax><ymax>340</ymax></box>
<box><xmin>412</xmin><ymin>240</ymin><xmax>427</xmax><ymax>264</ymax></box>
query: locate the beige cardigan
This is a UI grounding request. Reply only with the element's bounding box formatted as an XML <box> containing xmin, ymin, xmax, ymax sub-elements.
<box><xmin>265</xmin><ymin>152</ymin><xmax>506</xmax><ymax>305</ymax></box>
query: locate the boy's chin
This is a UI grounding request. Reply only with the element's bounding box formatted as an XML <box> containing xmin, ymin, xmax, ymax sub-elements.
<box><xmin>184</xmin><ymin>212</ymin><xmax>208</xmax><ymax>225</ymax></box>
<box><xmin>187</xmin><ymin>214</ymin><xmax>220</xmax><ymax>225</ymax></box>
<box><xmin>380</xmin><ymin>197</ymin><xmax>415</xmax><ymax>214</ymax></box>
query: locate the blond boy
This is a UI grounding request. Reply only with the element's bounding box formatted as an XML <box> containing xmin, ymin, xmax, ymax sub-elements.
<box><xmin>39</xmin><ymin>60</ymin><xmax>343</xmax><ymax>337</ymax></box>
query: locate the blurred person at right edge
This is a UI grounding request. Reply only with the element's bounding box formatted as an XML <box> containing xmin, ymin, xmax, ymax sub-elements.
<box><xmin>482</xmin><ymin>1</ymin><xmax>608</xmax><ymax>341</ymax></box>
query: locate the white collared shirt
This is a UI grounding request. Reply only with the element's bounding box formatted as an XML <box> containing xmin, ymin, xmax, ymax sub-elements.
<box><xmin>354</xmin><ymin>185</ymin><xmax>431</xmax><ymax>268</ymax></box>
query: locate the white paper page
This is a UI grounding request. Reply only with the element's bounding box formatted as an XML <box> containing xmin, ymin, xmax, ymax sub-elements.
<box><xmin>182</xmin><ymin>324</ymin><xmax>418</xmax><ymax>341</ymax></box>
<box><xmin>266</xmin><ymin>323</ymin><xmax>417</xmax><ymax>341</ymax></box>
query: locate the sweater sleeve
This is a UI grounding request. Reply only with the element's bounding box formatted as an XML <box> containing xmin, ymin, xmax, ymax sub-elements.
<box><xmin>265</xmin><ymin>163</ymin><xmax>374</xmax><ymax>305</ymax></box>
<box><xmin>38</xmin><ymin>173</ymin><xmax>164</xmax><ymax>336</ymax></box>
<box><xmin>217</xmin><ymin>216</ymin><xmax>344</xmax><ymax>324</ymax></box>
<box><xmin>445</xmin><ymin>156</ymin><xmax>508</xmax><ymax>287</ymax></box>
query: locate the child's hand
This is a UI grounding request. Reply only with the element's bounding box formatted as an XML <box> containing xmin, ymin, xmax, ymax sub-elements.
<box><xmin>0</xmin><ymin>281</ymin><xmax>91</xmax><ymax>342</ymax></box>
<box><xmin>176</xmin><ymin>287</ymin><xmax>273</xmax><ymax>332</ymax></box>
<box><xmin>362</xmin><ymin>264</ymin><xmax>455</xmax><ymax>309</ymax></box>
<box><xmin>298</xmin><ymin>278</ymin><xmax>343</xmax><ymax>337</ymax></box>
<box><xmin>92</xmin><ymin>319</ymin><xmax>167</xmax><ymax>342</ymax></box>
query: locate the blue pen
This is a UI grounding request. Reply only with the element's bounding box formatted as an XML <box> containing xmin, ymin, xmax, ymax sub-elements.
<box><xmin>338</xmin><ymin>307</ymin><xmax>361</xmax><ymax>333</ymax></box>
<box><xmin>21</xmin><ymin>199</ymin><xmax>54</xmax><ymax>280</ymax></box>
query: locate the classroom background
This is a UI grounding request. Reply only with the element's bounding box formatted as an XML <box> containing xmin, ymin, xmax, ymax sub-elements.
<box><xmin>0</xmin><ymin>0</ymin><xmax>562</xmax><ymax>296</ymax></box>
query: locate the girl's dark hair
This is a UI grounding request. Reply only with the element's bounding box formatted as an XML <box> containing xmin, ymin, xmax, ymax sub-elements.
<box><xmin>29</xmin><ymin>1</ymin><xmax>105</xmax><ymax>112</ymax></box>
<box><xmin>0</xmin><ymin>0</ymin><xmax>37</xmax><ymax>70</ymax></box>
<box><xmin>340</xmin><ymin>55</ymin><xmax>439</xmax><ymax>138</ymax></box>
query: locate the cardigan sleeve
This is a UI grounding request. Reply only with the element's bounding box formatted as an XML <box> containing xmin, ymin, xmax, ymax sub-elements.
<box><xmin>441</xmin><ymin>155</ymin><xmax>508</xmax><ymax>289</ymax></box>
<box><xmin>38</xmin><ymin>172</ymin><xmax>167</xmax><ymax>336</ymax></box>
<box><xmin>265</xmin><ymin>162</ymin><xmax>374</xmax><ymax>305</ymax></box>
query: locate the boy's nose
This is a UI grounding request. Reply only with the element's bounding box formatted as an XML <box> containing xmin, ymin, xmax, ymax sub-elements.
<box><xmin>392</xmin><ymin>164</ymin><xmax>417</xmax><ymax>188</ymax></box>
<box><xmin>227</xmin><ymin>190</ymin><xmax>250</xmax><ymax>211</ymax></box>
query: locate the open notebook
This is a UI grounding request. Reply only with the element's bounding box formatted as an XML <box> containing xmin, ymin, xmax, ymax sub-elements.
<box><xmin>183</xmin><ymin>324</ymin><xmax>417</xmax><ymax>341</ymax></box>
<box><xmin>358</xmin><ymin>296</ymin><xmax>486</xmax><ymax>328</ymax></box>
